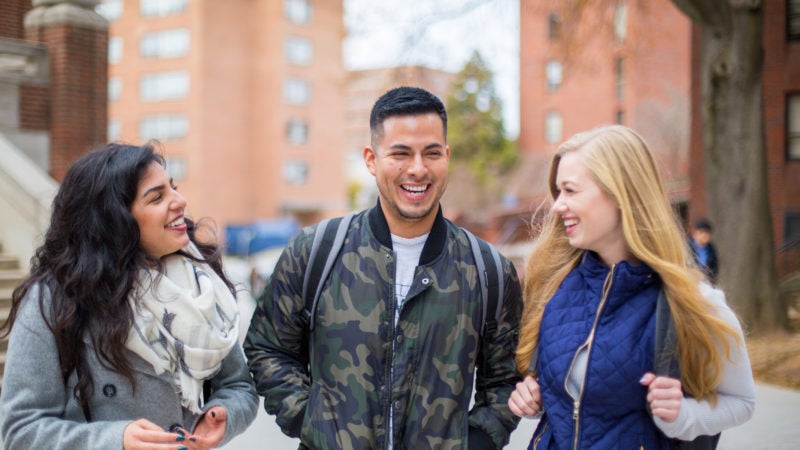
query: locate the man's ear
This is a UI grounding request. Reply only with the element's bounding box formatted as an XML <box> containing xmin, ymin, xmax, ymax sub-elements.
<box><xmin>364</xmin><ymin>146</ymin><xmax>377</xmax><ymax>176</ymax></box>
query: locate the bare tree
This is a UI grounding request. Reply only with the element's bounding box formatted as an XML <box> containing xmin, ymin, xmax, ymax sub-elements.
<box><xmin>671</xmin><ymin>0</ymin><xmax>784</xmax><ymax>331</ymax></box>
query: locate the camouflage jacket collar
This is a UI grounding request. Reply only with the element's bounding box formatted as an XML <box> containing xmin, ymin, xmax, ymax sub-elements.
<box><xmin>368</xmin><ymin>201</ymin><xmax>447</xmax><ymax>266</ymax></box>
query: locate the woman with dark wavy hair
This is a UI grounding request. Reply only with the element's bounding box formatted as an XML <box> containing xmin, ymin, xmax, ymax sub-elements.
<box><xmin>0</xmin><ymin>143</ymin><xmax>257</xmax><ymax>449</ymax></box>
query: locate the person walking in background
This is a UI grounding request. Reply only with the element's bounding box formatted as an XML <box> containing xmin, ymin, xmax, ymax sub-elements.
<box><xmin>690</xmin><ymin>218</ymin><xmax>719</xmax><ymax>284</ymax></box>
<box><xmin>508</xmin><ymin>125</ymin><xmax>754</xmax><ymax>448</ymax></box>
<box><xmin>0</xmin><ymin>143</ymin><xmax>258</xmax><ymax>449</ymax></box>
<box><xmin>245</xmin><ymin>86</ymin><xmax>523</xmax><ymax>449</ymax></box>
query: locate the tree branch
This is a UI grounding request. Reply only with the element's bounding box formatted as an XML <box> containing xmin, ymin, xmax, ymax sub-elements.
<box><xmin>670</xmin><ymin>0</ymin><xmax>730</xmax><ymax>30</ymax></box>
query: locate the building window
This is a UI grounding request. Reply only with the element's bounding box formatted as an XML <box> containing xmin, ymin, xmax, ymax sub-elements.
<box><xmin>109</xmin><ymin>36</ymin><xmax>123</xmax><ymax>64</ymax></box>
<box><xmin>166</xmin><ymin>156</ymin><xmax>188</xmax><ymax>182</ymax></box>
<box><xmin>545</xmin><ymin>60</ymin><xmax>563</xmax><ymax>91</ymax></box>
<box><xmin>283</xmin><ymin>160</ymin><xmax>309</xmax><ymax>185</ymax></box>
<box><xmin>96</xmin><ymin>0</ymin><xmax>123</xmax><ymax>22</ymax></box>
<box><xmin>285</xmin><ymin>0</ymin><xmax>312</xmax><ymax>24</ymax></box>
<box><xmin>788</xmin><ymin>94</ymin><xmax>800</xmax><ymax>160</ymax></box>
<box><xmin>284</xmin><ymin>78</ymin><xmax>311</xmax><ymax>105</ymax></box>
<box><xmin>139</xmin><ymin>114</ymin><xmax>189</xmax><ymax>140</ymax></box>
<box><xmin>548</xmin><ymin>13</ymin><xmax>561</xmax><ymax>40</ymax></box>
<box><xmin>285</xmin><ymin>36</ymin><xmax>313</xmax><ymax>65</ymax></box>
<box><xmin>614</xmin><ymin>56</ymin><xmax>625</xmax><ymax>100</ymax></box>
<box><xmin>140</xmin><ymin>29</ymin><xmax>190</xmax><ymax>59</ymax></box>
<box><xmin>789</xmin><ymin>0</ymin><xmax>800</xmax><ymax>40</ymax></box>
<box><xmin>140</xmin><ymin>0</ymin><xmax>187</xmax><ymax>17</ymax></box>
<box><xmin>785</xmin><ymin>212</ymin><xmax>800</xmax><ymax>250</ymax></box>
<box><xmin>614</xmin><ymin>2</ymin><xmax>628</xmax><ymax>43</ymax></box>
<box><xmin>287</xmin><ymin>120</ymin><xmax>309</xmax><ymax>145</ymax></box>
<box><xmin>544</xmin><ymin>111</ymin><xmax>562</xmax><ymax>144</ymax></box>
<box><xmin>140</xmin><ymin>71</ymin><xmax>189</xmax><ymax>101</ymax></box>
<box><xmin>108</xmin><ymin>76</ymin><xmax>122</xmax><ymax>102</ymax></box>
<box><xmin>108</xmin><ymin>118</ymin><xmax>121</xmax><ymax>141</ymax></box>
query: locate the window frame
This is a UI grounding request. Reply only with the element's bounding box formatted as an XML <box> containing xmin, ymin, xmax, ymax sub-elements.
<box><xmin>544</xmin><ymin>110</ymin><xmax>563</xmax><ymax>144</ymax></box>
<box><xmin>282</xmin><ymin>159</ymin><xmax>309</xmax><ymax>185</ymax></box>
<box><xmin>284</xmin><ymin>36</ymin><xmax>313</xmax><ymax>65</ymax></box>
<box><xmin>140</xmin><ymin>0</ymin><xmax>187</xmax><ymax>17</ymax></box>
<box><xmin>545</xmin><ymin>60</ymin><xmax>563</xmax><ymax>91</ymax></box>
<box><xmin>788</xmin><ymin>0</ymin><xmax>800</xmax><ymax>41</ymax></box>
<box><xmin>548</xmin><ymin>12</ymin><xmax>561</xmax><ymax>41</ymax></box>
<box><xmin>283</xmin><ymin>78</ymin><xmax>311</xmax><ymax>105</ymax></box>
<box><xmin>139</xmin><ymin>71</ymin><xmax>190</xmax><ymax>102</ymax></box>
<box><xmin>140</xmin><ymin>29</ymin><xmax>190</xmax><ymax>59</ymax></box>
<box><xmin>139</xmin><ymin>114</ymin><xmax>189</xmax><ymax>141</ymax></box>
<box><xmin>787</xmin><ymin>93</ymin><xmax>800</xmax><ymax>160</ymax></box>
<box><xmin>285</xmin><ymin>0</ymin><xmax>312</xmax><ymax>24</ymax></box>
<box><xmin>287</xmin><ymin>119</ymin><xmax>309</xmax><ymax>145</ymax></box>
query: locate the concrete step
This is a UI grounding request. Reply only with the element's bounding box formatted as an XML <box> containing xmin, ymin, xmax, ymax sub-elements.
<box><xmin>0</xmin><ymin>246</ymin><xmax>20</xmax><ymax>390</ymax></box>
<box><xmin>0</xmin><ymin>255</ymin><xmax>19</xmax><ymax>271</ymax></box>
<box><xmin>0</xmin><ymin>271</ymin><xmax>24</xmax><ymax>290</ymax></box>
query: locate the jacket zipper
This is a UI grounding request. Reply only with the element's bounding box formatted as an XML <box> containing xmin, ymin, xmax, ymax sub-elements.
<box><xmin>532</xmin><ymin>423</ymin><xmax>549</xmax><ymax>449</ymax></box>
<box><xmin>385</xmin><ymin>252</ymin><xmax>398</xmax><ymax>450</ymax></box>
<box><xmin>565</xmin><ymin>266</ymin><xmax>615</xmax><ymax>450</ymax></box>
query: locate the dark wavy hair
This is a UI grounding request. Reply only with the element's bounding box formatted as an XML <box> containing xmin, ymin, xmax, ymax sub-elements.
<box><xmin>0</xmin><ymin>142</ymin><xmax>233</xmax><ymax>409</ymax></box>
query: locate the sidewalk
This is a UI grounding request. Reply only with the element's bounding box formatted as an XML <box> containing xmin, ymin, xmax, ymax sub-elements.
<box><xmin>0</xmin><ymin>382</ymin><xmax>795</xmax><ymax>449</ymax></box>
<box><xmin>222</xmin><ymin>382</ymin><xmax>800</xmax><ymax>450</ymax></box>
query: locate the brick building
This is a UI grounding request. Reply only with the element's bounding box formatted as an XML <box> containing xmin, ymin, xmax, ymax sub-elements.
<box><xmin>103</xmin><ymin>0</ymin><xmax>347</xmax><ymax>228</ymax></box>
<box><xmin>687</xmin><ymin>0</ymin><xmax>800</xmax><ymax>280</ymax></box>
<box><xmin>517</xmin><ymin>0</ymin><xmax>691</xmax><ymax>203</ymax></box>
<box><xmin>762</xmin><ymin>0</ymin><xmax>800</xmax><ymax>278</ymax></box>
<box><xmin>1</xmin><ymin>0</ymin><xmax>108</xmax><ymax>180</ymax></box>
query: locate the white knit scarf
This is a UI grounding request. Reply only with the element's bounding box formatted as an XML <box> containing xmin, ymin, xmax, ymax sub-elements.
<box><xmin>126</xmin><ymin>243</ymin><xmax>240</xmax><ymax>414</ymax></box>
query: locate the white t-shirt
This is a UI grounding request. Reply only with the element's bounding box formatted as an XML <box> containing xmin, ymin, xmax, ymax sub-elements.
<box><xmin>391</xmin><ymin>233</ymin><xmax>428</xmax><ymax>316</ymax></box>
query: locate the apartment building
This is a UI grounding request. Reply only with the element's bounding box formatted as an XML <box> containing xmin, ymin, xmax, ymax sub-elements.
<box><xmin>518</xmin><ymin>0</ymin><xmax>691</xmax><ymax>200</ymax></box>
<box><xmin>102</xmin><ymin>0</ymin><xmax>347</xmax><ymax>228</ymax></box>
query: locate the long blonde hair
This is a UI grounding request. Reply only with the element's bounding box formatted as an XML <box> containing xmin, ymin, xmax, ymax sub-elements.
<box><xmin>516</xmin><ymin>125</ymin><xmax>740</xmax><ymax>403</ymax></box>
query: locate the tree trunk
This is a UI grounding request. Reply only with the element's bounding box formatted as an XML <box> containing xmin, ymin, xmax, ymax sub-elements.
<box><xmin>674</xmin><ymin>0</ymin><xmax>785</xmax><ymax>331</ymax></box>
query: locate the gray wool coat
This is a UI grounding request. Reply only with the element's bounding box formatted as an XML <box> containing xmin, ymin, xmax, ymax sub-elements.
<box><xmin>0</xmin><ymin>285</ymin><xmax>258</xmax><ymax>450</ymax></box>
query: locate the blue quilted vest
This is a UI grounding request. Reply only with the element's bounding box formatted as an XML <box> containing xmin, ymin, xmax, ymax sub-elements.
<box><xmin>529</xmin><ymin>252</ymin><xmax>676</xmax><ymax>450</ymax></box>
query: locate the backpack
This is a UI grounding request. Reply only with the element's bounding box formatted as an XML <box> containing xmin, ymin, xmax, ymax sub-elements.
<box><xmin>653</xmin><ymin>291</ymin><xmax>721</xmax><ymax>450</ymax></box>
<box><xmin>300</xmin><ymin>212</ymin><xmax>504</xmax><ymax>334</ymax></box>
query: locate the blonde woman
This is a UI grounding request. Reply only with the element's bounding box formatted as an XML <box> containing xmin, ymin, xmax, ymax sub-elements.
<box><xmin>508</xmin><ymin>125</ymin><xmax>755</xmax><ymax>449</ymax></box>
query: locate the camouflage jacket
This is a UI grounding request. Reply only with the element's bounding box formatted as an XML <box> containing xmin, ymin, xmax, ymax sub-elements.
<box><xmin>244</xmin><ymin>203</ymin><xmax>522</xmax><ymax>450</ymax></box>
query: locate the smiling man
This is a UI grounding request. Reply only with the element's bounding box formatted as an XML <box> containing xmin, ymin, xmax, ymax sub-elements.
<box><xmin>245</xmin><ymin>86</ymin><xmax>523</xmax><ymax>449</ymax></box>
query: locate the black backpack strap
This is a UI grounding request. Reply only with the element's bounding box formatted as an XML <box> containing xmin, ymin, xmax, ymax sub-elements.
<box><xmin>528</xmin><ymin>346</ymin><xmax>539</xmax><ymax>375</ymax></box>
<box><xmin>653</xmin><ymin>290</ymin><xmax>720</xmax><ymax>449</ymax></box>
<box><xmin>654</xmin><ymin>290</ymin><xmax>680</xmax><ymax>378</ymax></box>
<box><xmin>302</xmin><ymin>212</ymin><xmax>355</xmax><ymax>331</ymax></box>
<box><xmin>463</xmin><ymin>228</ymin><xmax>503</xmax><ymax>335</ymax></box>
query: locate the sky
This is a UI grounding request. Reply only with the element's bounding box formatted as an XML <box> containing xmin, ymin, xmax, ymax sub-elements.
<box><xmin>342</xmin><ymin>0</ymin><xmax>520</xmax><ymax>138</ymax></box>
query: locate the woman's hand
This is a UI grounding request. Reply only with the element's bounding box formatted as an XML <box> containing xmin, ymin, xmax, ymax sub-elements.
<box><xmin>508</xmin><ymin>375</ymin><xmax>543</xmax><ymax>418</ymax></box>
<box><xmin>123</xmin><ymin>418</ymin><xmax>186</xmax><ymax>449</ymax></box>
<box><xmin>640</xmin><ymin>372</ymin><xmax>683</xmax><ymax>422</ymax></box>
<box><xmin>189</xmin><ymin>406</ymin><xmax>228</xmax><ymax>449</ymax></box>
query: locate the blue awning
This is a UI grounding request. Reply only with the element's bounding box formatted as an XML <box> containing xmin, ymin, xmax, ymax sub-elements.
<box><xmin>225</xmin><ymin>218</ymin><xmax>300</xmax><ymax>256</ymax></box>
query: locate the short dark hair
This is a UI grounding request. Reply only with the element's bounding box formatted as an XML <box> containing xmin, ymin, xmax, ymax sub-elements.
<box><xmin>369</xmin><ymin>86</ymin><xmax>447</xmax><ymax>147</ymax></box>
<box><xmin>694</xmin><ymin>218</ymin><xmax>713</xmax><ymax>232</ymax></box>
